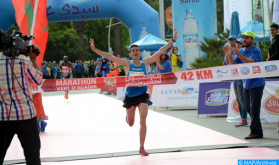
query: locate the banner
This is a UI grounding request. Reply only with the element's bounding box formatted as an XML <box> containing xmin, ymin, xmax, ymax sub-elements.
<box><xmin>227</xmin><ymin>81</ymin><xmax>279</xmax><ymax>123</ymax></box>
<box><xmin>273</xmin><ymin>0</ymin><xmax>279</xmax><ymax>24</ymax></box>
<box><xmin>198</xmin><ymin>82</ymin><xmax>231</xmax><ymax>115</ymax></box>
<box><xmin>262</xmin><ymin>0</ymin><xmax>270</xmax><ymax>31</ymax></box>
<box><xmin>152</xmin><ymin>83</ymin><xmax>199</xmax><ymax>108</ymax></box>
<box><xmin>32</xmin><ymin>60</ymin><xmax>279</xmax><ymax>93</ymax></box>
<box><xmin>172</xmin><ymin>0</ymin><xmax>216</xmax><ymax>70</ymax></box>
<box><xmin>224</xmin><ymin>0</ymin><xmax>252</xmax><ymax>31</ymax></box>
<box><xmin>252</xmin><ymin>0</ymin><xmax>260</xmax><ymax>20</ymax></box>
<box><xmin>164</xmin><ymin>0</ymin><xmax>173</xmax><ymax>39</ymax></box>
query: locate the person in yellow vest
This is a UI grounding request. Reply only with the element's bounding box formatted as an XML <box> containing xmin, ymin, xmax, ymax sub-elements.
<box><xmin>168</xmin><ymin>46</ymin><xmax>182</xmax><ymax>72</ymax></box>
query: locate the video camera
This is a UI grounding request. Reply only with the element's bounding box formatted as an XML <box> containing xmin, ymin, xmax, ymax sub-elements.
<box><xmin>1</xmin><ymin>30</ymin><xmax>40</xmax><ymax>58</ymax></box>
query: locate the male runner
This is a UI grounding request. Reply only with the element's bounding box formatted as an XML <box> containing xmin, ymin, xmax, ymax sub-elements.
<box><xmin>60</xmin><ymin>56</ymin><xmax>74</xmax><ymax>99</ymax></box>
<box><xmin>89</xmin><ymin>28</ymin><xmax>178</xmax><ymax>156</ymax></box>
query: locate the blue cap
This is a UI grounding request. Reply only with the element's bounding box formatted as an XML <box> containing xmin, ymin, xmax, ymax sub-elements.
<box><xmin>97</xmin><ymin>58</ymin><xmax>101</xmax><ymax>61</ymax></box>
<box><xmin>102</xmin><ymin>57</ymin><xmax>106</xmax><ymax>59</ymax></box>
<box><xmin>228</xmin><ymin>35</ymin><xmax>236</xmax><ymax>40</ymax></box>
<box><xmin>236</xmin><ymin>38</ymin><xmax>243</xmax><ymax>44</ymax></box>
<box><xmin>163</xmin><ymin>51</ymin><xmax>168</xmax><ymax>55</ymax></box>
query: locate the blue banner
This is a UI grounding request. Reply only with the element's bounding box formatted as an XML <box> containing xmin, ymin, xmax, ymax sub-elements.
<box><xmin>172</xmin><ymin>0</ymin><xmax>216</xmax><ymax>70</ymax></box>
<box><xmin>198</xmin><ymin>82</ymin><xmax>231</xmax><ymax>115</ymax></box>
<box><xmin>0</xmin><ymin>0</ymin><xmax>161</xmax><ymax>44</ymax></box>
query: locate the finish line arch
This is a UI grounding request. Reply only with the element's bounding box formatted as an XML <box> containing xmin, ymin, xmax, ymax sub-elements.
<box><xmin>0</xmin><ymin>0</ymin><xmax>161</xmax><ymax>43</ymax></box>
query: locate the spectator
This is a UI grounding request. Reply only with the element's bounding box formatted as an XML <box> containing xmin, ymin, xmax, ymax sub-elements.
<box><xmin>267</xmin><ymin>23</ymin><xmax>279</xmax><ymax>61</ymax></box>
<box><xmin>101</xmin><ymin>57</ymin><xmax>110</xmax><ymax>77</ymax></box>
<box><xmin>56</xmin><ymin>64</ymin><xmax>62</xmax><ymax>79</ymax></box>
<box><xmin>95</xmin><ymin>58</ymin><xmax>102</xmax><ymax>77</ymax></box>
<box><xmin>46</xmin><ymin>63</ymin><xmax>51</xmax><ymax>79</ymax></box>
<box><xmin>225</xmin><ymin>31</ymin><xmax>265</xmax><ymax>139</ymax></box>
<box><xmin>75</xmin><ymin>61</ymin><xmax>82</xmax><ymax>78</ymax></box>
<box><xmin>88</xmin><ymin>60</ymin><xmax>95</xmax><ymax>78</ymax></box>
<box><xmin>42</xmin><ymin>61</ymin><xmax>47</xmax><ymax>79</ymax></box>
<box><xmin>223</xmin><ymin>36</ymin><xmax>247</xmax><ymax>127</ymax></box>
<box><xmin>236</xmin><ymin>38</ymin><xmax>243</xmax><ymax>49</ymax></box>
<box><xmin>156</xmin><ymin>51</ymin><xmax>171</xmax><ymax>74</ymax></box>
<box><xmin>169</xmin><ymin>46</ymin><xmax>182</xmax><ymax>72</ymax></box>
<box><xmin>109</xmin><ymin>61</ymin><xmax>115</xmax><ymax>71</ymax></box>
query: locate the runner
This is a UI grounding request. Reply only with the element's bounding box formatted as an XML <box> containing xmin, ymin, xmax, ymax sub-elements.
<box><xmin>60</xmin><ymin>56</ymin><xmax>74</xmax><ymax>99</ymax></box>
<box><xmin>89</xmin><ymin>28</ymin><xmax>178</xmax><ymax>156</ymax></box>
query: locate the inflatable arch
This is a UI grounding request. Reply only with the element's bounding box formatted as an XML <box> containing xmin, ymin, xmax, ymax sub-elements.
<box><xmin>0</xmin><ymin>0</ymin><xmax>161</xmax><ymax>43</ymax></box>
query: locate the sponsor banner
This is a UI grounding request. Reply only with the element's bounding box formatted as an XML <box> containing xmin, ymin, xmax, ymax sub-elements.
<box><xmin>153</xmin><ymin>83</ymin><xmax>199</xmax><ymax>108</ymax></box>
<box><xmin>32</xmin><ymin>61</ymin><xmax>279</xmax><ymax>93</ymax></box>
<box><xmin>164</xmin><ymin>0</ymin><xmax>173</xmax><ymax>39</ymax></box>
<box><xmin>172</xmin><ymin>0</ymin><xmax>216</xmax><ymax>70</ymax></box>
<box><xmin>227</xmin><ymin>81</ymin><xmax>279</xmax><ymax>123</ymax></box>
<box><xmin>198</xmin><ymin>82</ymin><xmax>231</xmax><ymax>115</ymax></box>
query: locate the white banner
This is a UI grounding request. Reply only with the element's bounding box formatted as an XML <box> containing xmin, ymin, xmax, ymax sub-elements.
<box><xmin>263</xmin><ymin>0</ymin><xmax>269</xmax><ymax>30</ymax></box>
<box><xmin>273</xmin><ymin>0</ymin><xmax>279</xmax><ymax>24</ymax></box>
<box><xmin>227</xmin><ymin>81</ymin><xmax>279</xmax><ymax>123</ymax></box>
<box><xmin>224</xmin><ymin>0</ymin><xmax>252</xmax><ymax>31</ymax></box>
<box><xmin>153</xmin><ymin>83</ymin><xmax>199</xmax><ymax>108</ymax></box>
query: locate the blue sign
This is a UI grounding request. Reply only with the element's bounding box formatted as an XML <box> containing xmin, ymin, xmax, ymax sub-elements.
<box><xmin>205</xmin><ymin>89</ymin><xmax>230</xmax><ymax>106</ymax></box>
<box><xmin>172</xmin><ymin>0</ymin><xmax>216</xmax><ymax>71</ymax></box>
<box><xmin>198</xmin><ymin>82</ymin><xmax>231</xmax><ymax>115</ymax></box>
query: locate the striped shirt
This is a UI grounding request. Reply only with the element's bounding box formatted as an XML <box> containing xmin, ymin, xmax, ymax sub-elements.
<box><xmin>0</xmin><ymin>52</ymin><xmax>43</xmax><ymax>121</ymax></box>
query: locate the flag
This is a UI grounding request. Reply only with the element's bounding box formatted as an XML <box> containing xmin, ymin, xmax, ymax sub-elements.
<box><xmin>11</xmin><ymin>0</ymin><xmax>48</xmax><ymax>68</ymax></box>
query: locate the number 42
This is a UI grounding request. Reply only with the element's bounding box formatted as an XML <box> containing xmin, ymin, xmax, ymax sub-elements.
<box><xmin>181</xmin><ymin>72</ymin><xmax>194</xmax><ymax>81</ymax></box>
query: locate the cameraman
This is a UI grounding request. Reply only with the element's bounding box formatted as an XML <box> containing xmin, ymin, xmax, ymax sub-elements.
<box><xmin>0</xmin><ymin>30</ymin><xmax>42</xmax><ymax>164</ymax></box>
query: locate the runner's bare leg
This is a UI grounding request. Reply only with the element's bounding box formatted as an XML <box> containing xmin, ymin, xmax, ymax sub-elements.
<box><xmin>126</xmin><ymin>106</ymin><xmax>136</xmax><ymax>127</ymax></box>
<box><xmin>138</xmin><ymin>103</ymin><xmax>148</xmax><ymax>147</ymax></box>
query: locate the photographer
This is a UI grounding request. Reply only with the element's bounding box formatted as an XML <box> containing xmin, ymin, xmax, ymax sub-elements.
<box><xmin>0</xmin><ymin>30</ymin><xmax>42</xmax><ymax>164</ymax></box>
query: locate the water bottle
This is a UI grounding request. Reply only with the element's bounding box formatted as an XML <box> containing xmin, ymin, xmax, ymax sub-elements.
<box><xmin>139</xmin><ymin>27</ymin><xmax>149</xmax><ymax>39</ymax></box>
<box><xmin>182</xmin><ymin>9</ymin><xmax>200</xmax><ymax>71</ymax></box>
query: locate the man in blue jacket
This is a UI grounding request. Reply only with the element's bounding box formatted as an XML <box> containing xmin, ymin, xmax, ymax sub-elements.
<box><xmin>75</xmin><ymin>61</ymin><xmax>82</xmax><ymax>78</ymax></box>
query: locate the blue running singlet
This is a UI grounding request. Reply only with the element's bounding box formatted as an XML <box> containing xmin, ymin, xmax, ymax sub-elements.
<box><xmin>125</xmin><ymin>60</ymin><xmax>148</xmax><ymax>98</ymax></box>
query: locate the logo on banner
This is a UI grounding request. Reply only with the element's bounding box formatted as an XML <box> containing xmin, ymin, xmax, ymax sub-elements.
<box><xmin>205</xmin><ymin>89</ymin><xmax>230</xmax><ymax>106</ymax></box>
<box><xmin>232</xmin><ymin>99</ymin><xmax>240</xmax><ymax>115</ymax></box>
<box><xmin>265</xmin><ymin>65</ymin><xmax>277</xmax><ymax>72</ymax></box>
<box><xmin>231</xmin><ymin>68</ymin><xmax>239</xmax><ymax>76</ymax></box>
<box><xmin>217</xmin><ymin>70</ymin><xmax>228</xmax><ymax>78</ymax></box>
<box><xmin>252</xmin><ymin>66</ymin><xmax>261</xmax><ymax>74</ymax></box>
<box><xmin>160</xmin><ymin>87</ymin><xmax>198</xmax><ymax>95</ymax></box>
<box><xmin>263</xmin><ymin>88</ymin><xmax>279</xmax><ymax>115</ymax></box>
<box><xmin>240</xmin><ymin>67</ymin><xmax>250</xmax><ymax>75</ymax></box>
<box><xmin>104</xmin><ymin>77</ymin><xmax>116</xmax><ymax>88</ymax></box>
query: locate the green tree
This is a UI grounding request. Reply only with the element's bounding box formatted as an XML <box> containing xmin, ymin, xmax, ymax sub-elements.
<box><xmin>144</xmin><ymin>0</ymin><xmax>159</xmax><ymax>12</ymax></box>
<box><xmin>44</xmin><ymin>23</ymin><xmax>82</xmax><ymax>63</ymax></box>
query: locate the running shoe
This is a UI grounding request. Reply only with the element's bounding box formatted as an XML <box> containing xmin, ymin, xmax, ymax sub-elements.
<box><xmin>139</xmin><ymin>148</ymin><xmax>149</xmax><ymax>156</ymax></box>
<box><xmin>234</xmin><ymin>120</ymin><xmax>248</xmax><ymax>127</ymax></box>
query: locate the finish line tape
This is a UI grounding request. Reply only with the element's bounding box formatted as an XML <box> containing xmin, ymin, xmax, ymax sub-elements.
<box><xmin>32</xmin><ymin>61</ymin><xmax>279</xmax><ymax>93</ymax></box>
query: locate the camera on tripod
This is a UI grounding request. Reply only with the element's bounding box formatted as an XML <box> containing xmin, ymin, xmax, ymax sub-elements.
<box><xmin>1</xmin><ymin>30</ymin><xmax>40</xmax><ymax>58</ymax></box>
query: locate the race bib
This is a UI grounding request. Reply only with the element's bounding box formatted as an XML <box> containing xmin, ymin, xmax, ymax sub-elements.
<box><xmin>62</xmin><ymin>66</ymin><xmax>70</xmax><ymax>77</ymax></box>
<box><xmin>129</xmin><ymin>71</ymin><xmax>144</xmax><ymax>76</ymax></box>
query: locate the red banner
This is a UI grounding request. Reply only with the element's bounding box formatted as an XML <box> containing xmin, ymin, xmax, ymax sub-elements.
<box><xmin>32</xmin><ymin>60</ymin><xmax>279</xmax><ymax>93</ymax></box>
